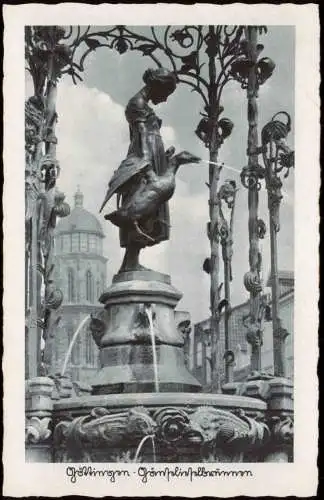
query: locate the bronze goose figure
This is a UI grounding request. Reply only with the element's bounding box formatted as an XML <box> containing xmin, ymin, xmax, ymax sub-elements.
<box><xmin>102</xmin><ymin>150</ymin><xmax>200</xmax><ymax>242</ymax></box>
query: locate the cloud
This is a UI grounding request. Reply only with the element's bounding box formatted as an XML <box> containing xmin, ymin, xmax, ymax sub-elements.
<box><xmin>160</xmin><ymin>125</ymin><xmax>176</xmax><ymax>146</ymax></box>
<box><xmin>56</xmin><ymin>80</ymin><xmax>129</xmax><ymax>214</ymax></box>
<box><xmin>25</xmin><ymin>73</ymin><xmax>34</xmax><ymax>97</ymax></box>
<box><xmin>54</xmin><ymin>81</ymin><xmax>131</xmax><ymax>283</ymax></box>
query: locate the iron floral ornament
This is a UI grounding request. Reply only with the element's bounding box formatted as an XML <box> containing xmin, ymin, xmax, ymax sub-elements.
<box><xmin>58</xmin><ymin>25</ymin><xmax>251</xmax><ymax>390</ymax></box>
<box><xmin>25</xmin><ymin>24</ymin><xmax>276</xmax><ymax>389</ymax></box>
<box><xmin>25</xmin><ymin>26</ymin><xmax>71</xmax><ymax>376</ymax></box>
<box><xmin>262</xmin><ymin>111</ymin><xmax>294</xmax><ymax>377</ymax></box>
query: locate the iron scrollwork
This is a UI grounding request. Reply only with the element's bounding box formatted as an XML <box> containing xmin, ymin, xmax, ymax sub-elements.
<box><xmin>262</xmin><ymin>111</ymin><xmax>294</xmax><ymax>232</ymax></box>
<box><xmin>62</xmin><ymin>25</ymin><xmax>246</xmax><ymax>152</ymax></box>
<box><xmin>261</xmin><ymin>111</ymin><xmax>294</xmax><ymax>377</ymax></box>
<box><xmin>58</xmin><ymin>24</ymin><xmax>255</xmax><ymax>392</ymax></box>
<box><xmin>243</xmin><ymin>293</ymin><xmax>272</xmax><ymax>353</ymax></box>
<box><xmin>177</xmin><ymin>319</ymin><xmax>192</xmax><ymax>367</ymax></box>
<box><xmin>25</xmin><ymin>26</ymin><xmax>71</xmax><ymax>376</ymax></box>
<box><xmin>218</xmin><ymin>180</ymin><xmax>237</xmax><ymax>276</ymax></box>
<box><xmin>231</xmin><ymin>26</ymin><xmax>275</xmax><ymax>373</ymax></box>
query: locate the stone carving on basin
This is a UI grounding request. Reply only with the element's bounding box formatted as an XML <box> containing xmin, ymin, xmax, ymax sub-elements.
<box><xmin>54</xmin><ymin>405</ymin><xmax>269</xmax><ymax>463</ymax></box>
<box><xmin>26</xmin><ymin>416</ymin><xmax>52</xmax><ymax>444</ymax></box>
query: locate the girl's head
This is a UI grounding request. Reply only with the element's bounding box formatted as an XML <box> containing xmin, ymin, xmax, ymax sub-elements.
<box><xmin>143</xmin><ymin>67</ymin><xmax>177</xmax><ymax>104</ymax></box>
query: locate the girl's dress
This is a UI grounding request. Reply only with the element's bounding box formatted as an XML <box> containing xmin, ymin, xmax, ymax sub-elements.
<box><xmin>115</xmin><ymin>93</ymin><xmax>171</xmax><ymax>248</ymax></box>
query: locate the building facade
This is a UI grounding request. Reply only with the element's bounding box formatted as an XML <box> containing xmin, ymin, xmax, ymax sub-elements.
<box><xmin>50</xmin><ymin>188</ymin><xmax>107</xmax><ymax>383</ymax></box>
<box><xmin>191</xmin><ymin>271</ymin><xmax>294</xmax><ymax>389</ymax></box>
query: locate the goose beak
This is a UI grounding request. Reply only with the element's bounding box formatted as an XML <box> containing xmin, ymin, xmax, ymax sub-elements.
<box><xmin>191</xmin><ymin>154</ymin><xmax>202</xmax><ymax>164</ymax></box>
<box><xmin>182</xmin><ymin>155</ymin><xmax>201</xmax><ymax>166</ymax></box>
<box><xmin>175</xmin><ymin>151</ymin><xmax>201</xmax><ymax>166</ymax></box>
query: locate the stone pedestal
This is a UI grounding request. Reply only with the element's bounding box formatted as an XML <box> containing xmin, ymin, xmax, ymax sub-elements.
<box><xmin>90</xmin><ymin>270</ymin><xmax>201</xmax><ymax>394</ymax></box>
<box><xmin>25</xmin><ymin>377</ymin><xmax>55</xmax><ymax>463</ymax></box>
<box><xmin>221</xmin><ymin>374</ymin><xmax>294</xmax><ymax>462</ymax></box>
<box><xmin>265</xmin><ymin>377</ymin><xmax>294</xmax><ymax>462</ymax></box>
<box><xmin>267</xmin><ymin>377</ymin><xmax>294</xmax><ymax>411</ymax></box>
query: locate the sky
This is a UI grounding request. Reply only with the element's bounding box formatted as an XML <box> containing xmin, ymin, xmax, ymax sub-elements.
<box><xmin>26</xmin><ymin>25</ymin><xmax>295</xmax><ymax>324</ymax></box>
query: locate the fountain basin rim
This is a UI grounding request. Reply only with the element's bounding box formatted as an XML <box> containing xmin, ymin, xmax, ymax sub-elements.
<box><xmin>99</xmin><ymin>279</ymin><xmax>182</xmax><ymax>305</ymax></box>
<box><xmin>113</xmin><ymin>269</ymin><xmax>172</xmax><ymax>284</ymax></box>
<box><xmin>53</xmin><ymin>391</ymin><xmax>267</xmax><ymax>413</ymax></box>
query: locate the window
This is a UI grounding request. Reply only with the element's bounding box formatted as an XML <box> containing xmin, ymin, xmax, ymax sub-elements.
<box><xmin>101</xmin><ymin>273</ymin><xmax>105</xmax><ymax>294</ymax></box>
<box><xmin>85</xmin><ymin>334</ymin><xmax>91</xmax><ymax>364</ymax></box>
<box><xmin>86</xmin><ymin>270</ymin><xmax>94</xmax><ymax>302</ymax></box>
<box><xmin>89</xmin><ymin>235</ymin><xmax>97</xmax><ymax>253</ymax></box>
<box><xmin>67</xmin><ymin>327</ymin><xmax>73</xmax><ymax>346</ymax></box>
<box><xmin>66</xmin><ymin>327</ymin><xmax>75</xmax><ymax>365</ymax></box>
<box><xmin>196</xmin><ymin>341</ymin><xmax>203</xmax><ymax>367</ymax></box>
<box><xmin>71</xmin><ymin>233</ymin><xmax>79</xmax><ymax>252</ymax></box>
<box><xmin>96</xmin><ymin>272</ymin><xmax>105</xmax><ymax>298</ymax></box>
<box><xmin>85</xmin><ymin>334</ymin><xmax>94</xmax><ymax>365</ymax></box>
<box><xmin>67</xmin><ymin>268</ymin><xmax>75</xmax><ymax>302</ymax></box>
<box><xmin>72</xmin><ymin>338</ymin><xmax>81</xmax><ymax>365</ymax></box>
<box><xmin>68</xmin><ymin>324</ymin><xmax>81</xmax><ymax>365</ymax></box>
<box><xmin>206</xmin><ymin>361</ymin><xmax>211</xmax><ymax>384</ymax></box>
<box><xmin>62</xmin><ymin>234</ymin><xmax>71</xmax><ymax>253</ymax></box>
<box><xmin>80</xmin><ymin>233</ymin><xmax>88</xmax><ymax>252</ymax></box>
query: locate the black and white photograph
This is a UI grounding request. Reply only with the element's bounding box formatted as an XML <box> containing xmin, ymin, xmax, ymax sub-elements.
<box><xmin>3</xmin><ymin>3</ymin><xmax>319</xmax><ymax>497</ymax></box>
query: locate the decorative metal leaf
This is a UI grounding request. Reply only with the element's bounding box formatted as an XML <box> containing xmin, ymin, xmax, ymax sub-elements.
<box><xmin>136</xmin><ymin>43</ymin><xmax>156</xmax><ymax>56</ymax></box>
<box><xmin>204</xmin><ymin>31</ymin><xmax>219</xmax><ymax>58</ymax></box>
<box><xmin>256</xmin><ymin>43</ymin><xmax>264</xmax><ymax>55</ymax></box>
<box><xmin>218</xmin><ymin>117</ymin><xmax>234</xmax><ymax>140</ymax></box>
<box><xmin>224</xmin><ymin>39</ymin><xmax>241</xmax><ymax>57</ymax></box>
<box><xmin>37</xmin><ymin>319</ymin><xmax>46</xmax><ymax>329</ymax></box>
<box><xmin>203</xmin><ymin>257</ymin><xmax>211</xmax><ymax>274</ymax></box>
<box><xmin>230</xmin><ymin>59</ymin><xmax>254</xmax><ymax>80</ymax></box>
<box><xmin>258</xmin><ymin>26</ymin><xmax>268</xmax><ymax>35</ymax></box>
<box><xmin>170</xmin><ymin>29</ymin><xmax>194</xmax><ymax>48</ymax></box>
<box><xmin>115</xmin><ymin>38</ymin><xmax>128</xmax><ymax>54</ymax></box>
<box><xmin>180</xmin><ymin>51</ymin><xmax>198</xmax><ymax>72</ymax></box>
<box><xmin>218</xmin><ymin>299</ymin><xmax>228</xmax><ymax>313</ymax></box>
<box><xmin>84</xmin><ymin>38</ymin><xmax>101</xmax><ymax>50</ymax></box>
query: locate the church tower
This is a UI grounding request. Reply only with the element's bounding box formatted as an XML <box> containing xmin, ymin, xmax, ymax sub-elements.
<box><xmin>51</xmin><ymin>187</ymin><xmax>107</xmax><ymax>383</ymax></box>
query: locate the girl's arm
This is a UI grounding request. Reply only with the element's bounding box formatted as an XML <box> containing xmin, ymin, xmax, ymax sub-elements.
<box><xmin>126</xmin><ymin>93</ymin><xmax>151</xmax><ymax>160</ymax></box>
<box><xmin>137</xmin><ymin>121</ymin><xmax>150</xmax><ymax>160</ymax></box>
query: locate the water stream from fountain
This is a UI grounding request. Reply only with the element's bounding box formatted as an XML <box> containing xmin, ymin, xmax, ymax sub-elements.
<box><xmin>61</xmin><ymin>315</ymin><xmax>91</xmax><ymax>377</ymax></box>
<box><xmin>145</xmin><ymin>305</ymin><xmax>159</xmax><ymax>392</ymax></box>
<box><xmin>134</xmin><ymin>434</ymin><xmax>156</xmax><ymax>463</ymax></box>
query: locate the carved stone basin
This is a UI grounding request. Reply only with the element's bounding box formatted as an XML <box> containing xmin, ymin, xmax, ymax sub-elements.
<box><xmin>48</xmin><ymin>270</ymin><xmax>291</xmax><ymax>464</ymax></box>
<box><xmin>53</xmin><ymin>392</ymin><xmax>269</xmax><ymax>463</ymax></box>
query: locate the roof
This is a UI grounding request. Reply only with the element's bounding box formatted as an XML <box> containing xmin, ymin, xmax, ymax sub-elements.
<box><xmin>55</xmin><ymin>188</ymin><xmax>104</xmax><ymax>237</ymax></box>
<box><xmin>55</xmin><ymin>207</ymin><xmax>104</xmax><ymax>236</ymax></box>
<box><xmin>266</xmin><ymin>270</ymin><xmax>294</xmax><ymax>286</ymax></box>
<box><xmin>266</xmin><ymin>270</ymin><xmax>294</xmax><ymax>296</ymax></box>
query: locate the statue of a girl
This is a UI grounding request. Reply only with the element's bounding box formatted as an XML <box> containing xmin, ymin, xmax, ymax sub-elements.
<box><xmin>100</xmin><ymin>67</ymin><xmax>179</xmax><ymax>272</ymax></box>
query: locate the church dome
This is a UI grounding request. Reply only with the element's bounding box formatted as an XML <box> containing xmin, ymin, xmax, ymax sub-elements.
<box><xmin>55</xmin><ymin>187</ymin><xmax>104</xmax><ymax>237</ymax></box>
